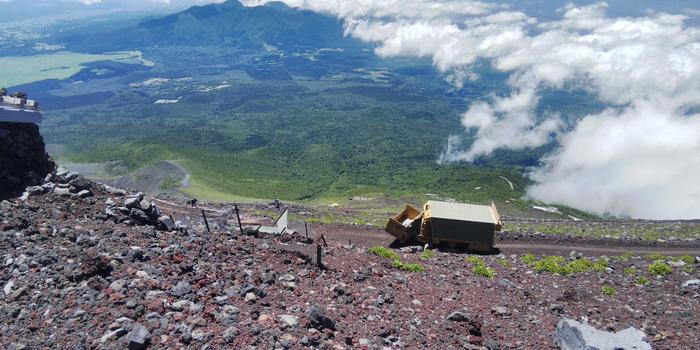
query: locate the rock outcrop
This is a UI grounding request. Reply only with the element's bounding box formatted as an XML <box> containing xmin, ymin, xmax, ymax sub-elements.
<box><xmin>553</xmin><ymin>319</ymin><xmax>652</xmax><ymax>350</ymax></box>
<box><xmin>0</xmin><ymin>122</ymin><xmax>55</xmax><ymax>199</ymax></box>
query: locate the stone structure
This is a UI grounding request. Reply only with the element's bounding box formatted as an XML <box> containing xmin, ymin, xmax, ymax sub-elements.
<box><xmin>0</xmin><ymin>122</ymin><xmax>55</xmax><ymax>199</ymax></box>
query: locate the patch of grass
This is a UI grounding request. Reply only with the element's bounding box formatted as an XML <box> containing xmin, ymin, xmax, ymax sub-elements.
<box><xmin>368</xmin><ymin>246</ymin><xmax>400</xmax><ymax>260</ymax></box>
<box><xmin>419</xmin><ymin>249</ymin><xmax>435</xmax><ymax>260</ymax></box>
<box><xmin>592</xmin><ymin>259</ymin><xmax>609</xmax><ymax>273</ymax></box>
<box><xmin>648</xmin><ymin>261</ymin><xmax>673</xmax><ymax>277</ymax></box>
<box><xmin>682</xmin><ymin>265</ymin><xmax>695</xmax><ymax>274</ymax></box>
<box><xmin>521</xmin><ymin>253</ymin><xmax>537</xmax><ymax>267</ymax></box>
<box><xmin>635</xmin><ymin>276</ymin><xmax>650</xmax><ymax>285</ymax></box>
<box><xmin>533</xmin><ymin>255</ymin><xmax>568</xmax><ymax>274</ymax></box>
<box><xmin>391</xmin><ymin>260</ymin><xmax>425</xmax><ymax>272</ymax></box>
<box><xmin>644</xmin><ymin>254</ymin><xmax>667</xmax><ymax>261</ymax></box>
<box><xmin>566</xmin><ymin>258</ymin><xmax>593</xmax><ymax>273</ymax></box>
<box><xmin>601</xmin><ymin>285</ymin><xmax>616</xmax><ymax>296</ymax></box>
<box><xmin>623</xmin><ymin>267</ymin><xmax>637</xmax><ymax>276</ymax></box>
<box><xmin>610</xmin><ymin>252</ymin><xmax>634</xmax><ymax>262</ymax></box>
<box><xmin>472</xmin><ymin>264</ymin><xmax>495</xmax><ymax>278</ymax></box>
<box><xmin>465</xmin><ymin>256</ymin><xmax>484</xmax><ymax>265</ymax></box>
<box><xmin>465</xmin><ymin>255</ymin><xmax>495</xmax><ymax>278</ymax></box>
<box><xmin>676</xmin><ymin>255</ymin><xmax>695</xmax><ymax>265</ymax></box>
<box><xmin>496</xmin><ymin>259</ymin><xmax>512</xmax><ymax>269</ymax></box>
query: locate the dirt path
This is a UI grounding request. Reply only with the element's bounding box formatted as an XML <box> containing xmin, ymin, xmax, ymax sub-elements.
<box><xmin>495</xmin><ymin>242</ymin><xmax>700</xmax><ymax>256</ymax></box>
<box><xmin>311</xmin><ymin>224</ymin><xmax>700</xmax><ymax>257</ymax></box>
<box><xmin>149</xmin><ymin>197</ymin><xmax>700</xmax><ymax>257</ymax></box>
<box><xmin>151</xmin><ymin>197</ymin><xmax>228</xmax><ymax>216</ymax></box>
<box><xmin>499</xmin><ymin>176</ymin><xmax>515</xmax><ymax>191</ymax></box>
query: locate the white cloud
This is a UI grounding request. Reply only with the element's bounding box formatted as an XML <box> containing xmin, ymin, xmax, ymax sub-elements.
<box><xmin>244</xmin><ymin>0</ymin><xmax>700</xmax><ymax>219</ymax></box>
<box><xmin>528</xmin><ymin>102</ymin><xmax>700</xmax><ymax>219</ymax></box>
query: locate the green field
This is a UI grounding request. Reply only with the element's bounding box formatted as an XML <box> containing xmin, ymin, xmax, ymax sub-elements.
<box><xmin>1</xmin><ymin>51</ymin><xmax>153</xmax><ymax>87</ymax></box>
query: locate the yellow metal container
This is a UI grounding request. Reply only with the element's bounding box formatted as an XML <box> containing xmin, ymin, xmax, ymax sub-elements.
<box><xmin>385</xmin><ymin>205</ymin><xmax>423</xmax><ymax>241</ymax></box>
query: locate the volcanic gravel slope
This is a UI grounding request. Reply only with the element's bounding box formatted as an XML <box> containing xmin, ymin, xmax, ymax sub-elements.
<box><xmin>1</xmin><ymin>182</ymin><xmax>699</xmax><ymax>349</ymax></box>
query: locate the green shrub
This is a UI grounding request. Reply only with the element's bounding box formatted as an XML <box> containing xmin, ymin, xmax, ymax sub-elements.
<box><xmin>676</xmin><ymin>255</ymin><xmax>695</xmax><ymax>265</ymax></box>
<box><xmin>391</xmin><ymin>260</ymin><xmax>425</xmax><ymax>272</ymax></box>
<box><xmin>592</xmin><ymin>259</ymin><xmax>609</xmax><ymax>273</ymax></box>
<box><xmin>601</xmin><ymin>285</ymin><xmax>616</xmax><ymax>296</ymax></box>
<box><xmin>533</xmin><ymin>255</ymin><xmax>567</xmax><ymax>274</ymax></box>
<box><xmin>635</xmin><ymin>276</ymin><xmax>650</xmax><ymax>285</ymax></box>
<box><xmin>567</xmin><ymin>258</ymin><xmax>593</xmax><ymax>273</ymax></box>
<box><xmin>368</xmin><ymin>246</ymin><xmax>400</xmax><ymax>260</ymax></box>
<box><xmin>472</xmin><ymin>264</ymin><xmax>495</xmax><ymax>278</ymax></box>
<box><xmin>623</xmin><ymin>267</ymin><xmax>637</xmax><ymax>276</ymax></box>
<box><xmin>682</xmin><ymin>265</ymin><xmax>695</xmax><ymax>274</ymax></box>
<box><xmin>465</xmin><ymin>255</ymin><xmax>484</xmax><ymax>265</ymax></box>
<box><xmin>648</xmin><ymin>261</ymin><xmax>673</xmax><ymax>276</ymax></box>
<box><xmin>521</xmin><ymin>253</ymin><xmax>537</xmax><ymax>266</ymax></box>
<box><xmin>419</xmin><ymin>249</ymin><xmax>434</xmax><ymax>260</ymax></box>
<box><xmin>496</xmin><ymin>259</ymin><xmax>512</xmax><ymax>269</ymax></box>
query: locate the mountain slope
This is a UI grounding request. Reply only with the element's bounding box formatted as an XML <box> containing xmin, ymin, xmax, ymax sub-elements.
<box><xmin>55</xmin><ymin>1</ymin><xmax>359</xmax><ymax>52</ymax></box>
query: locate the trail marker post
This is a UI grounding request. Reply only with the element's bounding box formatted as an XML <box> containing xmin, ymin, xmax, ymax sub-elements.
<box><xmin>201</xmin><ymin>210</ymin><xmax>210</xmax><ymax>233</ymax></box>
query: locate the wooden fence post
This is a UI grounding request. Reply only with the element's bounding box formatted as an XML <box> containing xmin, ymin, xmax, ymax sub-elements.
<box><xmin>201</xmin><ymin>210</ymin><xmax>210</xmax><ymax>233</ymax></box>
<box><xmin>234</xmin><ymin>204</ymin><xmax>243</xmax><ymax>234</ymax></box>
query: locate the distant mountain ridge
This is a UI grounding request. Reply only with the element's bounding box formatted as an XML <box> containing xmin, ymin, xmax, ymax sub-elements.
<box><xmin>57</xmin><ymin>0</ymin><xmax>360</xmax><ymax>52</ymax></box>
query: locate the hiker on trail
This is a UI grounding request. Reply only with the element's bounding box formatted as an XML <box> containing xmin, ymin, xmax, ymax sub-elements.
<box><xmin>190</xmin><ymin>198</ymin><xmax>198</xmax><ymax>208</ymax></box>
<box><xmin>275</xmin><ymin>199</ymin><xmax>280</xmax><ymax>209</ymax></box>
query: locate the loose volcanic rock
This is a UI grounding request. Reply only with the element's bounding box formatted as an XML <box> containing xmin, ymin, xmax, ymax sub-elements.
<box><xmin>127</xmin><ymin>323</ymin><xmax>151</xmax><ymax>350</ymax></box>
<box><xmin>307</xmin><ymin>304</ymin><xmax>336</xmax><ymax>330</ymax></box>
<box><xmin>170</xmin><ymin>281</ymin><xmax>192</xmax><ymax>297</ymax></box>
<box><xmin>158</xmin><ymin>215</ymin><xmax>176</xmax><ymax>231</ymax></box>
<box><xmin>1</xmin><ymin>165</ymin><xmax>699</xmax><ymax>349</ymax></box>
<box><xmin>682</xmin><ymin>279</ymin><xmax>700</xmax><ymax>289</ymax></box>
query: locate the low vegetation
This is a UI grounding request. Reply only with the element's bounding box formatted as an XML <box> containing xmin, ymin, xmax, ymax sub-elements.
<box><xmin>368</xmin><ymin>246</ymin><xmax>424</xmax><ymax>273</ymax></box>
<box><xmin>472</xmin><ymin>264</ymin><xmax>496</xmax><ymax>278</ymax></box>
<box><xmin>591</xmin><ymin>258</ymin><xmax>609</xmax><ymax>273</ymax></box>
<box><xmin>644</xmin><ymin>254</ymin><xmax>668</xmax><ymax>261</ymax></box>
<box><xmin>635</xmin><ymin>276</ymin><xmax>650</xmax><ymax>285</ymax></box>
<box><xmin>521</xmin><ymin>253</ymin><xmax>537</xmax><ymax>267</ymax></box>
<box><xmin>391</xmin><ymin>260</ymin><xmax>425</xmax><ymax>273</ymax></box>
<box><xmin>601</xmin><ymin>285</ymin><xmax>616</xmax><ymax>296</ymax></box>
<box><xmin>496</xmin><ymin>259</ymin><xmax>512</xmax><ymax>269</ymax></box>
<box><xmin>524</xmin><ymin>255</ymin><xmax>610</xmax><ymax>275</ymax></box>
<box><xmin>676</xmin><ymin>255</ymin><xmax>695</xmax><ymax>265</ymax></box>
<box><xmin>419</xmin><ymin>249</ymin><xmax>435</xmax><ymax>260</ymax></box>
<box><xmin>648</xmin><ymin>261</ymin><xmax>673</xmax><ymax>277</ymax></box>
<box><xmin>610</xmin><ymin>252</ymin><xmax>634</xmax><ymax>262</ymax></box>
<box><xmin>465</xmin><ymin>255</ymin><xmax>495</xmax><ymax>278</ymax></box>
<box><xmin>368</xmin><ymin>246</ymin><xmax>400</xmax><ymax>260</ymax></box>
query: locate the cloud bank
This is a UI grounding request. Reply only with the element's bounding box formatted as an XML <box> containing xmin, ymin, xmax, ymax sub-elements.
<box><xmin>244</xmin><ymin>0</ymin><xmax>700</xmax><ymax>219</ymax></box>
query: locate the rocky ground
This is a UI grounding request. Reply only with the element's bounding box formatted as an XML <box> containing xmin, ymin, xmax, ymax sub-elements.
<box><xmin>1</xmin><ymin>172</ymin><xmax>700</xmax><ymax>349</ymax></box>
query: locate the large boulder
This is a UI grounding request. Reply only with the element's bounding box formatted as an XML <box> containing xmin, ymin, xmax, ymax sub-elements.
<box><xmin>553</xmin><ymin>319</ymin><xmax>651</xmax><ymax>350</ymax></box>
